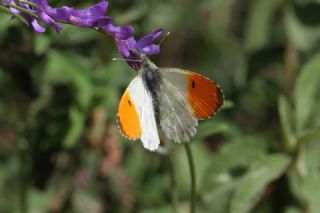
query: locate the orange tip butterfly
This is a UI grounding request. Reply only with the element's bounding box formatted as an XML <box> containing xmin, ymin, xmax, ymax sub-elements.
<box><xmin>117</xmin><ymin>55</ymin><xmax>224</xmax><ymax>151</ymax></box>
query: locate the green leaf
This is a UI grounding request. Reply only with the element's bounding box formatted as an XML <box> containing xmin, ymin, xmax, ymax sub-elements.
<box><xmin>201</xmin><ymin>136</ymin><xmax>269</xmax><ymax>212</ymax></box>
<box><xmin>204</xmin><ymin>136</ymin><xmax>269</xmax><ymax>177</ymax></box>
<box><xmin>285</xmin><ymin>6</ymin><xmax>320</xmax><ymax>51</ymax></box>
<box><xmin>230</xmin><ymin>154</ymin><xmax>290</xmax><ymax>213</ymax></box>
<box><xmin>294</xmin><ymin>53</ymin><xmax>320</xmax><ymax>135</ymax></box>
<box><xmin>244</xmin><ymin>0</ymin><xmax>280</xmax><ymax>52</ymax></box>
<box><xmin>193</xmin><ymin>120</ymin><xmax>231</xmax><ymax>141</ymax></box>
<box><xmin>289</xmin><ymin>171</ymin><xmax>320</xmax><ymax>213</ymax></box>
<box><xmin>201</xmin><ymin>179</ymin><xmax>238</xmax><ymax>213</ymax></box>
<box><xmin>45</xmin><ymin>51</ymin><xmax>94</xmax><ymax>110</ymax></box>
<box><xmin>221</xmin><ymin>99</ymin><xmax>234</xmax><ymax>109</ymax></box>
<box><xmin>278</xmin><ymin>96</ymin><xmax>296</xmax><ymax>152</ymax></box>
<box><xmin>285</xmin><ymin>206</ymin><xmax>303</xmax><ymax>213</ymax></box>
<box><xmin>64</xmin><ymin>106</ymin><xmax>85</xmax><ymax>148</ymax></box>
<box><xmin>28</xmin><ymin>189</ymin><xmax>54</xmax><ymax>213</ymax></box>
<box><xmin>289</xmin><ymin>133</ymin><xmax>320</xmax><ymax>211</ymax></box>
<box><xmin>34</xmin><ymin>34</ymin><xmax>51</xmax><ymax>55</ymax></box>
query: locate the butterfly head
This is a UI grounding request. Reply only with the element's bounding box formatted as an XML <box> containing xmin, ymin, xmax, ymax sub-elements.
<box><xmin>140</xmin><ymin>54</ymin><xmax>158</xmax><ymax>72</ymax></box>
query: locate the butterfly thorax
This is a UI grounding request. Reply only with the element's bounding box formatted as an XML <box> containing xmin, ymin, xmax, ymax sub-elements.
<box><xmin>139</xmin><ymin>56</ymin><xmax>162</xmax><ymax>123</ymax></box>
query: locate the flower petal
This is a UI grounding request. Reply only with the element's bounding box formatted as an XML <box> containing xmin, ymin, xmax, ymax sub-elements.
<box><xmin>104</xmin><ymin>24</ymin><xmax>134</xmax><ymax>39</ymax></box>
<box><xmin>93</xmin><ymin>17</ymin><xmax>113</xmax><ymax>27</ymax></box>
<box><xmin>135</xmin><ymin>28</ymin><xmax>164</xmax><ymax>48</ymax></box>
<box><xmin>72</xmin><ymin>0</ymin><xmax>108</xmax><ymax>18</ymax></box>
<box><xmin>38</xmin><ymin>11</ymin><xmax>62</xmax><ymax>32</ymax></box>
<box><xmin>47</xmin><ymin>7</ymin><xmax>69</xmax><ymax>22</ymax></box>
<box><xmin>116</xmin><ymin>37</ymin><xmax>136</xmax><ymax>58</ymax></box>
<box><xmin>30</xmin><ymin>18</ymin><xmax>46</xmax><ymax>32</ymax></box>
<box><xmin>140</xmin><ymin>44</ymin><xmax>160</xmax><ymax>55</ymax></box>
<box><xmin>116</xmin><ymin>37</ymin><xmax>141</xmax><ymax>70</ymax></box>
<box><xmin>52</xmin><ymin>0</ymin><xmax>108</xmax><ymax>22</ymax></box>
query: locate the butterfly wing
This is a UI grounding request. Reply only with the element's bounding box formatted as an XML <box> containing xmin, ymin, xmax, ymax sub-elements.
<box><xmin>160</xmin><ymin>68</ymin><xmax>224</xmax><ymax>119</ymax></box>
<box><xmin>158</xmin><ymin>76</ymin><xmax>198</xmax><ymax>143</ymax></box>
<box><xmin>117</xmin><ymin>76</ymin><xmax>160</xmax><ymax>151</ymax></box>
<box><xmin>159</xmin><ymin>68</ymin><xmax>224</xmax><ymax>143</ymax></box>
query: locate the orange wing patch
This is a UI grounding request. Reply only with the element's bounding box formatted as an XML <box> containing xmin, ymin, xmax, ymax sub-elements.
<box><xmin>117</xmin><ymin>90</ymin><xmax>142</xmax><ymax>139</ymax></box>
<box><xmin>187</xmin><ymin>72</ymin><xmax>224</xmax><ymax>119</ymax></box>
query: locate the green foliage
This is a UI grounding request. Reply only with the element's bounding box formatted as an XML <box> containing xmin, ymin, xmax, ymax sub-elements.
<box><xmin>245</xmin><ymin>0</ymin><xmax>281</xmax><ymax>52</ymax></box>
<box><xmin>230</xmin><ymin>154</ymin><xmax>290</xmax><ymax>213</ymax></box>
<box><xmin>294</xmin><ymin>53</ymin><xmax>320</xmax><ymax>135</ymax></box>
<box><xmin>1</xmin><ymin>0</ymin><xmax>320</xmax><ymax>212</ymax></box>
<box><xmin>279</xmin><ymin>96</ymin><xmax>296</xmax><ymax>152</ymax></box>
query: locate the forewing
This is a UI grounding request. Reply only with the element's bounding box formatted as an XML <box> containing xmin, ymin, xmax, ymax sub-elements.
<box><xmin>117</xmin><ymin>76</ymin><xmax>160</xmax><ymax>151</ymax></box>
<box><xmin>117</xmin><ymin>87</ymin><xmax>142</xmax><ymax>140</ymax></box>
<box><xmin>160</xmin><ymin>68</ymin><xmax>224</xmax><ymax>120</ymax></box>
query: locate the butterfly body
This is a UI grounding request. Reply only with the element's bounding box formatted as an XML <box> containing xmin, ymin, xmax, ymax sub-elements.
<box><xmin>139</xmin><ymin>57</ymin><xmax>162</xmax><ymax>124</ymax></box>
<box><xmin>117</xmin><ymin>55</ymin><xmax>224</xmax><ymax>151</ymax></box>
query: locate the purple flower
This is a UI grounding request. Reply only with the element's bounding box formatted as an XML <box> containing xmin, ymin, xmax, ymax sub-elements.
<box><xmin>2</xmin><ymin>0</ymin><xmax>164</xmax><ymax>63</ymax></box>
<box><xmin>37</xmin><ymin>0</ymin><xmax>111</xmax><ymax>27</ymax></box>
<box><xmin>102</xmin><ymin>24</ymin><xmax>134</xmax><ymax>40</ymax></box>
<box><xmin>3</xmin><ymin>0</ymin><xmax>134</xmax><ymax>38</ymax></box>
<box><xmin>116</xmin><ymin>28</ymin><xmax>164</xmax><ymax>70</ymax></box>
<box><xmin>4</xmin><ymin>0</ymin><xmax>46</xmax><ymax>32</ymax></box>
<box><xmin>4</xmin><ymin>0</ymin><xmax>20</xmax><ymax>14</ymax></box>
<box><xmin>32</xmin><ymin>0</ymin><xmax>133</xmax><ymax>38</ymax></box>
<box><xmin>30</xmin><ymin>0</ymin><xmax>108</xmax><ymax>33</ymax></box>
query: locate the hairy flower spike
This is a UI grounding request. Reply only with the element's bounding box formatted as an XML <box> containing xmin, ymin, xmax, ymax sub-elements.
<box><xmin>2</xmin><ymin>0</ymin><xmax>134</xmax><ymax>39</ymax></box>
<box><xmin>1</xmin><ymin>0</ymin><xmax>163</xmax><ymax>65</ymax></box>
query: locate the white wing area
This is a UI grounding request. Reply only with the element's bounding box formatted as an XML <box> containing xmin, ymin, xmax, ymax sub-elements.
<box><xmin>159</xmin><ymin>68</ymin><xmax>198</xmax><ymax>143</ymax></box>
<box><xmin>128</xmin><ymin>76</ymin><xmax>160</xmax><ymax>151</ymax></box>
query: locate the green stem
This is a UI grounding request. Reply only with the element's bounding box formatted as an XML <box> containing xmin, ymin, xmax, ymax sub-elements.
<box><xmin>15</xmin><ymin>0</ymin><xmax>38</xmax><ymax>8</ymax></box>
<box><xmin>184</xmin><ymin>143</ymin><xmax>196</xmax><ymax>213</ymax></box>
<box><xmin>168</xmin><ymin>156</ymin><xmax>178</xmax><ymax>213</ymax></box>
<box><xmin>17</xmin><ymin>140</ymin><xmax>28</xmax><ymax>213</ymax></box>
<box><xmin>5</xmin><ymin>3</ymin><xmax>38</xmax><ymax>17</ymax></box>
<box><xmin>297</xmin><ymin>126</ymin><xmax>320</xmax><ymax>146</ymax></box>
<box><xmin>0</xmin><ymin>5</ymin><xmax>29</xmax><ymax>25</ymax></box>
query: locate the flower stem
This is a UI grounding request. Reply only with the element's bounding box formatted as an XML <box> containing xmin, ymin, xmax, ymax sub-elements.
<box><xmin>3</xmin><ymin>3</ymin><xmax>38</xmax><ymax>18</ymax></box>
<box><xmin>0</xmin><ymin>5</ymin><xmax>29</xmax><ymax>25</ymax></box>
<box><xmin>167</xmin><ymin>156</ymin><xmax>178</xmax><ymax>213</ymax></box>
<box><xmin>17</xmin><ymin>139</ymin><xmax>28</xmax><ymax>213</ymax></box>
<box><xmin>16</xmin><ymin>0</ymin><xmax>38</xmax><ymax>8</ymax></box>
<box><xmin>184</xmin><ymin>143</ymin><xmax>196</xmax><ymax>213</ymax></box>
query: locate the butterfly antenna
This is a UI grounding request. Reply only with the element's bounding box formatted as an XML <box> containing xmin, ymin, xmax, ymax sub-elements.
<box><xmin>112</xmin><ymin>58</ymin><xmax>142</xmax><ymax>62</ymax></box>
<box><xmin>159</xmin><ymin>32</ymin><xmax>171</xmax><ymax>45</ymax></box>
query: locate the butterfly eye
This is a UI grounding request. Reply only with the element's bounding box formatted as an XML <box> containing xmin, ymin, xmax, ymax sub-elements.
<box><xmin>192</xmin><ymin>80</ymin><xmax>195</xmax><ymax>88</ymax></box>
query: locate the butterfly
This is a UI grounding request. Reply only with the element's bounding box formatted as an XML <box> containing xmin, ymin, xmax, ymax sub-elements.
<box><xmin>117</xmin><ymin>55</ymin><xmax>224</xmax><ymax>151</ymax></box>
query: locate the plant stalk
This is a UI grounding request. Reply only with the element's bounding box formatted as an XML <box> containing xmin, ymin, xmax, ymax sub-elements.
<box><xmin>0</xmin><ymin>5</ymin><xmax>29</xmax><ymax>25</ymax></box>
<box><xmin>184</xmin><ymin>143</ymin><xmax>196</xmax><ymax>213</ymax></box>
<box><xmin>168</xmin><ymin>156</ymin><xmax>178</xmax><ymax>213</ymax></box>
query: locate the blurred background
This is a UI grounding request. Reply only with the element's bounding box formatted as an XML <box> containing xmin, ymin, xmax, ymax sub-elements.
<box><xmin>1</xmin><ymin>0</ymin><xmax>320</xmax><ymax>212</ymax></box>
